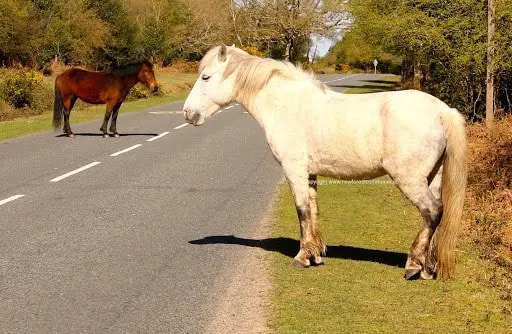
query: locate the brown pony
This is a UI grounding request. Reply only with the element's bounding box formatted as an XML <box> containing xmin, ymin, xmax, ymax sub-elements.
<box><xmin>53</xmin><ymin>61</ymin><xmax>158</xmax><ymax>138</ymax></box>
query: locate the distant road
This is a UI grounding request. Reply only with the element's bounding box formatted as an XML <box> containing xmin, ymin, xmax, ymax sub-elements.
<box><xmin>0</xmin><ymin>73</ymin><xmax>384</xmax><ymax>333</ymax></box>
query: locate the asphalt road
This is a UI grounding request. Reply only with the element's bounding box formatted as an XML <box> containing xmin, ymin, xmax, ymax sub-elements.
<box><xmin>0</xmin><ymin>74</ymin><xmax>384</xmax><ymax>333</ymax></box>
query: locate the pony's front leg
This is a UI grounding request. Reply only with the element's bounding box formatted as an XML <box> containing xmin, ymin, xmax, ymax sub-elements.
<box><xmin>284</xmin><ymin>168</ymin><xmax>325</xmax><ymax>268</ymax></box>
<box><xmin>308</xmin><ymin>174</ymin><xmax>326</xmax><ymax>265</ymax></box>
<box><xmin>109</xmin><ymin>103</ymin><xmax>122</xmax><ymax>138</ymax></box>
<box><xmin>100</xmin><ymin>101</ymin><xmax>115</xmax><ymax>138</ymax></box>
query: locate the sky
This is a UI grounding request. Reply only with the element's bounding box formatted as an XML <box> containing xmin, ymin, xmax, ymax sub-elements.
<box><xmin>310</xmin><ymin>36</ymin><xmax>335</xmax><ymax>60</ymax></box>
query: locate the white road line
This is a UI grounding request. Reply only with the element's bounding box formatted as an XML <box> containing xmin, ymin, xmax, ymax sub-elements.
<box><xmin>110</xmin><ymin>144</ymin><xmax>142</xmax><ymax>157</ymax></box>
<box><xmin>0</xmin><ymin>195</ymin><xmax>25</xmax><ymax>206</ymax></box>
<box><xmin>149</xmin><ymin>111</ymin><xmax>184</xmax><ymax>115</ymax></box>
<box><xmin>50</xmin><ymin>162</ymin><xmax>101</xmax><ymax>182</ymax></box>
<box><xmin>217</xmin><ymin>110</ymin><xmax>223</xmax><ymax>114</ymax></box>
<box><xmin>332</xmin><ymin>74</ymin><xmax>359</xmax><ymax>83</ymax></box>
<box><xmin>323</xmin><ymin>74</ymin><xmax>360</xmax><ymax>85</ymax></box>
<box><xmin>146</xmin><ymin>132</ymin><xmax>170</xmax><ymax>142</ymax></box>
<box><xmin>174</xmin><ymin>123</ymin><xmax>188</xmax><ymax>130</ymax></box>
<box><xmin>225</xmin><ymin>105</ymin><xmax>234</xmax><ymax>110</ymax></box>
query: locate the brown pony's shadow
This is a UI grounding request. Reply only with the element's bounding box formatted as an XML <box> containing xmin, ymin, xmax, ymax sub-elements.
<box><xmin>189</xmin><ymin>235</ymin><xmax>407</xmax><ymax>268</ymax></box>
<box><xmin>55</xmin><ymin>133</ymin><xmax>158</xmax><ymax>137</ymax></box>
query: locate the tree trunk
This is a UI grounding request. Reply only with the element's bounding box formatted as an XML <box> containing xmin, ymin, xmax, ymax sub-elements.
<box><xmin>401</xmin><ymin>57</ymin><xmax>415</xmax><ymax>88</ymax></box>
<box><xmin>486</xmin><ymin>0</ymin><xmax>496</xmax><ymax>127</ymax></box>
<box><xmin>284</xmin><ymin>39</ymin><xmax>293</xmax><ymax>62</ymax></box>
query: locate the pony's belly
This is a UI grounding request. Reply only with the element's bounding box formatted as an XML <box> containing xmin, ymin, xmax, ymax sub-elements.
<box><xmin>81</xmin><ymin>100</ymin><xmax>104</xmax><ymax>105</ymax></box>
<box><xmin>309</xmin><ymin>157</ymin><xmax>385</xmax><ymax>180</ymax></box>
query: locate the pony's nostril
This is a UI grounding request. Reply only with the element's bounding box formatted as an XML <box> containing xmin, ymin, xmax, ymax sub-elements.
<box><xmin>191</xmin><ymin>112</ymin><xmax>201</xmax><ymax>124</ymax></box>
<box><xmin>183</xmin><ymin>109</ymin><xmax>193</xmax><ymax>123</ymax></box>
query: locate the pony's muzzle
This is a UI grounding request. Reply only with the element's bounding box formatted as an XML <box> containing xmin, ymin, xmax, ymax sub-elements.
<box><xmin>150</xmin><ymin>84</ymin><xmax>159</xmax><ymax>94</ymax></box>
<box><xmin>184</xmin><ymin>108</ymin><xmax>197</xmax><ymax>124</ymax></box>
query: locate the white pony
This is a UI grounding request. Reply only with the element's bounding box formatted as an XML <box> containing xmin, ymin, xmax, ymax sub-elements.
<box><xmin>183</xmin><ymin>45</ymin><xmax>467</xmax><ymax>280</ymax></box>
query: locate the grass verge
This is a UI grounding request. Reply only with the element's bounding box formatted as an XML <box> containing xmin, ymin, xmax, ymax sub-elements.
<box><xmin>268</xmin><ymin>180</ymin><xmax>511</xmax><ymax>333</ymax></box>
<box><xmin>0</xmin><ymin>91</ymin><xmax>188</xmax><ymax>141</ymax></box>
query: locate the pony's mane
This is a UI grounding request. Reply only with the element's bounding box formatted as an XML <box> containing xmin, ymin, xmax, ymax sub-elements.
<box><xmin>200</xmin><ymin>46</ymin><xmax>328</xmax><ymax>105</ymax></box>
<box><xmin>108</xmin><ymin>61</ymin><xmax>152</xmax><ymax>77</ymax></box>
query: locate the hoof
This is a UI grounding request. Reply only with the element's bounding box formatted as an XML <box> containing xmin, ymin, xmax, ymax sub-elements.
<box><xmin>311</xmin><ymin>256</ymin><xmax>324</xmax><ymax>266</ymax></box>
<box><xmin>112</xmin><ymin>133</ymin><xmax>120</xmax><ymax>138</ymax></box>
<box><xmin>420</xmin><ymin>270</ymin><xmax>435</xmax><ymax>280</ymax></box>
<box><xmin>404</xmin><ymin>268</ymin><xmax>422</xmax><ymax>280</ymax></box>
<box><xmin>291</xmin><ymin>259</ymin><xmax>310</xmax><ymax>268</ymax></box>
<box><xmin>102</xmin><ymin>134</ymin><xmax>109</xmax><ymax>138</ymax></box>
<box><xmin>311</xmin><ymin>260</ymin><xmax>324</xmax><ymax>266</ymax></box>
<box><xmin>66</xmin><ymin>133</ymin><xmax>74</xmax><ymax>138</ymax></box>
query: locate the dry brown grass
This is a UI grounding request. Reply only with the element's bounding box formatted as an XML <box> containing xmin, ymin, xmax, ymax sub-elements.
<box><xmin>49</xmin><ymin>61</ymin><xmax>88</xmax><ymax>78</ymax></box>
<box><xmin>160</xmin><ymin>60</ymin><xmax>199</xmax><ymax>74</ymax></box>
<box><xmin>464</xmin><ymin>115</ymin><xmax>512</xmax><ymax>303</ymax></box>
<box><xmin>465</xmin><ymin>116</ymin><xmax>512</xmax><ymax>243</ymax></box>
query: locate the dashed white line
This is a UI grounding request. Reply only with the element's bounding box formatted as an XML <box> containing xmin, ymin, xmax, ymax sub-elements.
<box><xmin>146</xmin><ymin>132</ymin><xmax>170</xmax><ymax>142</ymax></box>
<box><xmin>110</xmin><ymin>144</ymin><xmax>143</xmax><ymax>157</ymax></box>
<box><xmin>225</xmin><ymin>105</ymin><xmax>234</xmax><ymax>110</ymax></box>
<box><xmin>50</xmin><ymin>162</ymin><xmax>101</xmax><ymax>182</ymax></box>
<box><xmin>174</xmin><ymin>123</ymin><xmax>189</xmax><ymax>130</ymax></box>
<box><xmin>0</xmin><ymin>195</ymin><xmax>25</xmax><ymax>206</ymax></box>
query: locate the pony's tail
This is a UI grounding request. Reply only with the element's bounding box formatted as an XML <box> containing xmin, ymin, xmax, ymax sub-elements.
<box><xmin>433</xmin><ymin>108</ymin><xmax>468</xmax><ymax>279</ymax></box>
<box><xmin>53</xmin><ymin>79</ymin><xmax>63</xmax><ymax>131</ymax></box>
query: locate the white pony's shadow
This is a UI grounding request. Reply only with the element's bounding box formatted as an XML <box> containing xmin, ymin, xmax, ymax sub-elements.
<box><xmin>189</xmin><ymin>235</ymin><xmax>407</xmax><ymax>268</ymax></box>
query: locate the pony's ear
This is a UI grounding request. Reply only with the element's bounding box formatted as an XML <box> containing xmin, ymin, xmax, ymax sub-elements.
<box><xmin>218</xmin><ymin>44</ymin><xmax>227</xmax><ymax>63</ymax></box>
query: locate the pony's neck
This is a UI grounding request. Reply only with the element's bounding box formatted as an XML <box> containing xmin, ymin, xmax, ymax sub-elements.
<box><xmin>123</xmin><ymin>75</ymin><xmax>140</xmax><ymax>91</ymax></box>
<box><xmin>238</xmin><ymin>79</ymin><xmax>280</xmax><ymax>130</ymax></box>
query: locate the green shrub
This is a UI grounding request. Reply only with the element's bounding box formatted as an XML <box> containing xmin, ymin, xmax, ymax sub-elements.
<box><xmin>0</xmin><ymin>70</ymin><xmax>39</xmax><ymax>108</ymax></box>
<box><xmin>126</xmin><ymin>83</ymin><xmax>164</xmax><ymax>101</ymax></box>
<box><xmin>0</xmin><ymin>69</ymin><xmax>53</xmax><ymax>120</ymax></box>
<box><xmin>126</xmin><ymin>84</ymin><xmax>150</xmax><ymax>101</ymax></box>
<box><xmin>31</xmin><ymin>79</ymin><xmax>53</xmax><ymax>113</ymax></box>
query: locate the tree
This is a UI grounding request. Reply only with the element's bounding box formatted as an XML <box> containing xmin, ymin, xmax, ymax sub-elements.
<box><xmin>0</xmin><ymin>0</ymin><xmax>39</xmax><ymax>66</ymax></box>
<box><xmin>126</xmin><ymin>0</ymin><xmax>190</xmax><ymax>63</ymax></box>
<box><xmin>85</xmin><ymin>0</ymin><xmax>138</xmax><ymax>65</ymax></box>
<box><xmin>0</xmin><ymin>0</ymin><xmax>108</xmax><ymax>67</ymax></box>
<box><xmin>487</xmin><ymin>0</ymin><xmax>496</xmax><ymax>127</ymax></box>
<box><xmin>37</xmin><ymin>0</ymin><xmax>108</xmax><ymax>65</ymax></box>
<box><xmin>234</xmin><ymin>0</ymin><xmax>348</xmax><ymax>61</ymax></box>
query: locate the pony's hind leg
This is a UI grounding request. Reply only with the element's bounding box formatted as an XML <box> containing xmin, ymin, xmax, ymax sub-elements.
<box><xmin>425</xmin><ymin>163</ymin><xmax>443</xmax><ymax>276</ymax></box>
<box><xmin>284</xmin><ymin>166</ymin><xmax>326</xmax><ymax>268</ymax></box>
<box><xmin>63</xmin><ymin>96</ymin><xmax>77</xmax><ymax>137</ymax></box>
<box><xmin>395</xmin><ymin>177</ymin><xmax>443</xmax><ymax>280</ymax></box>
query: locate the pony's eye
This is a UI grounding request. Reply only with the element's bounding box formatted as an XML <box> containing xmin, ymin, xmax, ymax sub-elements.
<box><xmin>201</xmin><ymin>74</ymin><xmax>211</xmax><ymax>81</ymax></box>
